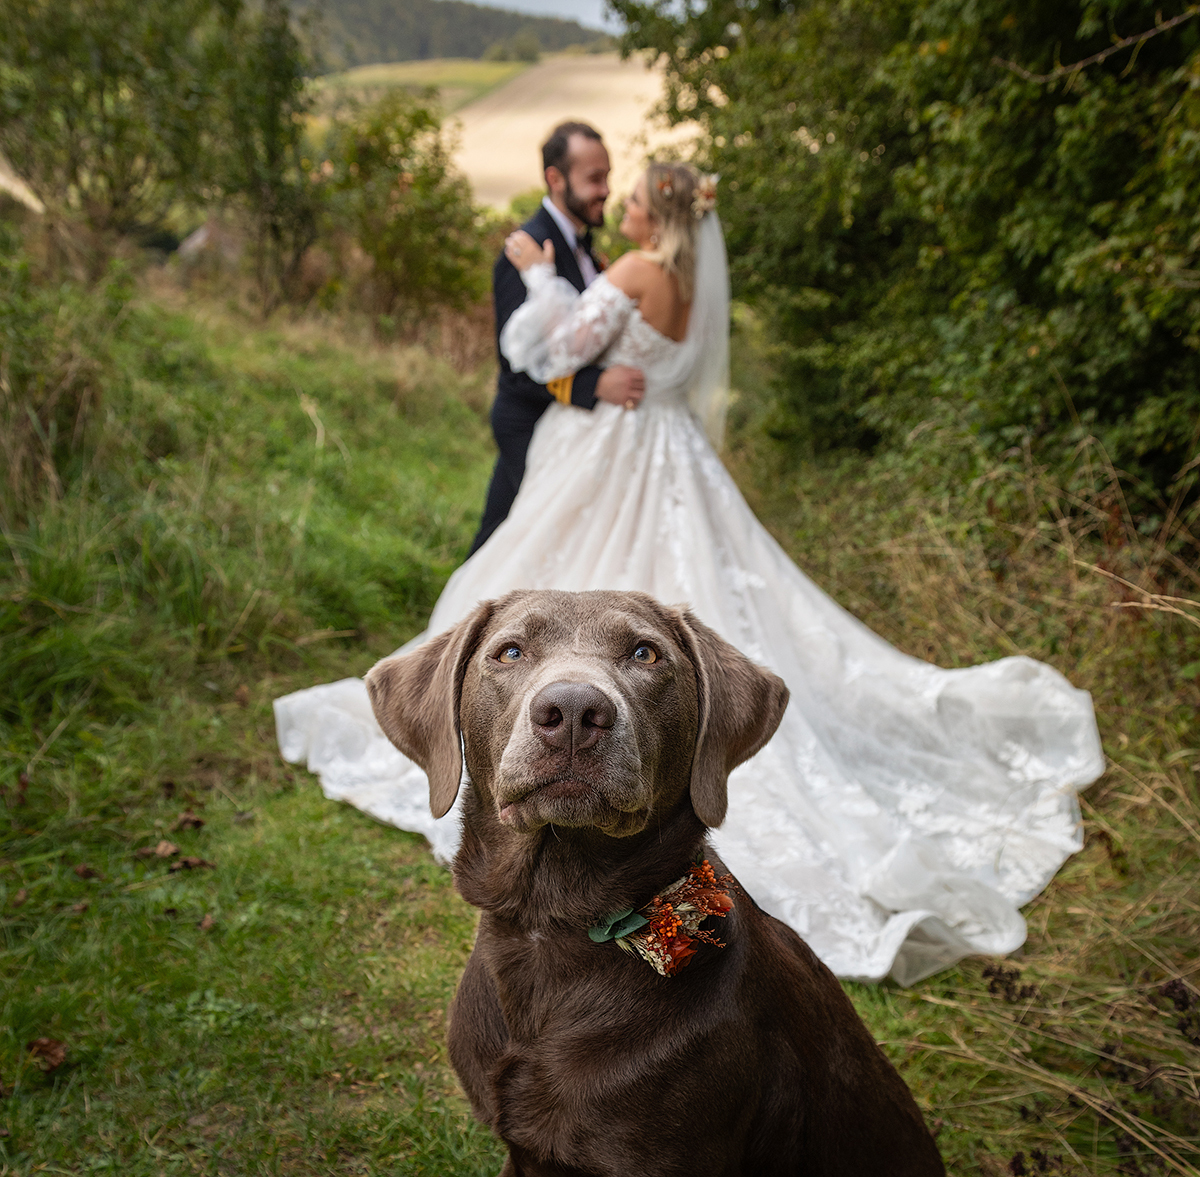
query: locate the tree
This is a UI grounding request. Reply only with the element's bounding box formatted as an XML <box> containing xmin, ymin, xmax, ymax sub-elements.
<box><xmin>323</xmin><ymin>90</ymin><xmax>485</xmax><ymax>326</ymax></box>
<box><xmin>0</xmin><ymin>0</ymin><xmax>215</xmax><ymax>247</ymax></box>
<box><xmin>210</xmin><ymin>0</ymin><xmax>321</xmax><ymax>313</ymax></box>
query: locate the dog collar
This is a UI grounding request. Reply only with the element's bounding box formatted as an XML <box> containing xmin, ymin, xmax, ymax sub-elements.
<box><xmin>588</xmin><ymin>859</ymin><xmax>734</xmax><ymax>976</ymax></box>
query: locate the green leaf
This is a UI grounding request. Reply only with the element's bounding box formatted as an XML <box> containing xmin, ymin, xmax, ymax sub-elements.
<box><xmin>588</xmin><ymin>908</ymin><xmax>649</xmax><ymax>943</ymax></box>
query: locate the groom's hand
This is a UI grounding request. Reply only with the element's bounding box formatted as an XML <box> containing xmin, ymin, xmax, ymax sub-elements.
<box><xmin>595</xmin><ymin>366</ymin><xmax>645</xmax><ymax>410</ymax></box>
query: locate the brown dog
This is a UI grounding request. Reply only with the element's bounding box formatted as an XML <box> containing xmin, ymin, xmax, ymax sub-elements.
<box><xmin>367</xmin><ymin>590</ymin><xmax>945</xmax><ymax>1177</ymax></box>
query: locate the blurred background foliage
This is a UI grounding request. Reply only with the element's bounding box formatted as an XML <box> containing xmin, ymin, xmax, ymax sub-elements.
<box><xmin>321</xmin><ymin>90</ymin><xmax>484</xmax><ymax>324</ymax></box>
<box><xmin>0</xmin><ymin>0</ymin><xmax>491</xmax><ymax>326</ymax></box>
<box><xmin>613</xmin><ymin>0</ymin><xmax>1200</xmax><ymax>522</ymax></box>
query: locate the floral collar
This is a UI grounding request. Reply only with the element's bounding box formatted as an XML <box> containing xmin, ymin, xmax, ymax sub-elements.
<box><xmin>588</xmin><ymin>859</ymin><xmax>734</xmax><ymax>976</ymax></box>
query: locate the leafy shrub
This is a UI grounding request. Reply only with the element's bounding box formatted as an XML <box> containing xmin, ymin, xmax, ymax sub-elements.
<box><xmin>321</xmin><ymin>90</ymin><xmax>486</xmax><ymax>326</ymax></box>
<box><xmin>0</xmin><ymin>0</ymin><xmax>320</xmax><ymax>303</ymax></box>
<box><xmin>0</xmin><ymin>0</ymin><xmax>216</xmax><ymax>241</ymax></box>
<box><xmin>614</xmin><ymin>0</ymin><xmax>1200</xmax><ymax>510</ymax></box>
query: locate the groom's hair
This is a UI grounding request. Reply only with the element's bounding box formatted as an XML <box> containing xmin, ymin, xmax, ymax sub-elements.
<box><xmin>542</xmin><ymin>122</ymin><xmax>603</xmax><ymax>182</ymax></box>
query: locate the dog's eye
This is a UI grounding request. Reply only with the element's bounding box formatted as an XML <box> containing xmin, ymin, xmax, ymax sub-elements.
<box><xmin>497</xmin><ymin>646</ymin><xmax>523</xmax><ymax>664</ymax></box>
<box><xmin>632</xmin><ymin>645</ymin><xmax>658</xmax><ymax>664</ymax></box>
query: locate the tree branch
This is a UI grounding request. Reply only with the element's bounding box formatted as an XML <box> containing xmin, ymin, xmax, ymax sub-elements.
<box><xmin>994</xmin><ymin>7</ymin><xmax>1199</xmax><ymax>84</ymax></box>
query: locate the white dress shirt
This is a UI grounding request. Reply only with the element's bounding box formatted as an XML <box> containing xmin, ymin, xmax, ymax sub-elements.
<box><xmin>542</xmin><ymin>196</ymin><xmax>598</xmax><ymax>287</ymax></box>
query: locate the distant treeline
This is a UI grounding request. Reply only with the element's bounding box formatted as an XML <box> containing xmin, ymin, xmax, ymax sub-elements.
<box><xmin>312</xmin><ymin>0</ymin><xmax>604</xmax><ymax>65</ymax></box>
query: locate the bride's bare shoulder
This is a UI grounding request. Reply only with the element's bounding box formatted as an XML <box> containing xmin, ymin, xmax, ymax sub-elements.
<box><xmin>604</xmin><ymin>251</ymin><xmax>662</xmax><ymax>299</ymax></box>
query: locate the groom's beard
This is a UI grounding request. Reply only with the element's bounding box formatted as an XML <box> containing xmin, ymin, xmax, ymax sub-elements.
<box><xmin>564</xmin><ymin>178</ymin><xmax>605</xmax><ymax>229</ymax></box>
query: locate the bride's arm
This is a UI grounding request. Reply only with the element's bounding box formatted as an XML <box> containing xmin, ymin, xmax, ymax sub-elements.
<box><xmin>500</xmin><ymin>265</ymin><xmax>636</xmax><ymax>386</ymax></box>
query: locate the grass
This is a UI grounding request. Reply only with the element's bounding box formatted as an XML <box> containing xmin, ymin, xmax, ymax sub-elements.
<box><xmin>1</xmin><ymin>282</ymin><xmax>502</xmax><ymax>1172</ymax></box>
<box><xmin>2</xmin><ymin>280</ymin><xmax>1198</xmax><ymax>1175</ymax></box>
<box><xmin>312</xmin><ymin>59</ymin><xmax>532</xmax><ymax>115</ymax></box>
<box><xmin>725</xmin><ymin>309</ymin><xmax>1200</xmax><ymax>1174</ymax></box>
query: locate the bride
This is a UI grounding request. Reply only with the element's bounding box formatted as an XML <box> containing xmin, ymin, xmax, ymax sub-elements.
<box><xmin>275</xmin><ymin>162</ymin><xmax>1104</xmax><ymax>985</ymax></box>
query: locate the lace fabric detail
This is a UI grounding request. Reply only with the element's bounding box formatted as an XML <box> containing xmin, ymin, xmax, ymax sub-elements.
<box><xmin>501</xmin><ymin>267</ymin><xmax>637</xmax><ymax>386</ymax></box>
<box><xmin>603</xmin><ymin>313</ymin><xmax>686</xmax><ymax>397</ymax></box>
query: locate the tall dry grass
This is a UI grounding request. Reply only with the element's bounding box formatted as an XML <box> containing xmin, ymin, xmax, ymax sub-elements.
<box><xmin>727</xmin><ymin>414</ymin><xmax>1200</xmax><ymax>1171</ymax></box>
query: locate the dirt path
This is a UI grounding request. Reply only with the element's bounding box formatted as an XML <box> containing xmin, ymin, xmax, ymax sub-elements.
<box><xmin>452</xmin><ymin>52</ymin><xmax>694</xmax><ymax>208</ymax></box>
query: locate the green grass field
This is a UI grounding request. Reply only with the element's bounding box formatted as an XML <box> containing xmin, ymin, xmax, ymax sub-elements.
<box><xmin>313</xmin><ymin>59</ymin><xmax>531</xmax><ymax>115</ymax></box>
<box><xmin>1</xmin><ymin>285</ymin><xmax>1197</xmax><ymax>1175</ymax></box>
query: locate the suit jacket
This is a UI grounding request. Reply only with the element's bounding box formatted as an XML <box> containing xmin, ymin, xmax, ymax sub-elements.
<box><xmin>492</xmin><ymin>204</ymin><xmax>603</xmax><ymax>433</ymax></box>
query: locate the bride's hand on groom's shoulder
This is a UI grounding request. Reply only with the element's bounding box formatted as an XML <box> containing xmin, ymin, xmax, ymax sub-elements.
<box><xmin>505</xmin><ymin>231</ymin><xmax>553</xmax><ymax>272</ymax></box>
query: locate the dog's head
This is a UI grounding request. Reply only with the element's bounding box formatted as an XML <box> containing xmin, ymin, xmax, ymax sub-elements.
<box><xmin>366</xmin><ymin>590</ymin><xmax>788</xmax><ymax>836</ymax></box>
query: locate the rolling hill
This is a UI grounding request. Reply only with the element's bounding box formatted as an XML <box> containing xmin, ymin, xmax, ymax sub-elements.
<box><xmin>310</xmin><ymin>0</ymin><xmax>606</xmax><ymax>66</ymax></box>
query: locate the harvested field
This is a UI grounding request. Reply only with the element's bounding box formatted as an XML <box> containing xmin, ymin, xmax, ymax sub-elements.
<box><xmin>451</xmin><ymin>51</ymin><xmax>695</xmax><ymax>207</ymax></box>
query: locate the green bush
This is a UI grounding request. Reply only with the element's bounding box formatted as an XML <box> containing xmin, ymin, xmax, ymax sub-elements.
<box><xmin>0</xmin><ymin>0</ymin><xmax>321</xmax><ymax>304</ymax></box>
<box><xmin>0</xmin><ymin>0</ymin><xmax>216</xmax><ymax>241</ymax></box>
<box><xmin>209</xmin><ymin>0</ymin><xmax>322</xmax><ymax>312</ymax></box>
<box><xmin>614</xmin><ymin>0</ymin><xmax>1200</xmax><ymax>511</ymax></box>
<box><xmin>322</xmin><ymin>90</ymin><xmax>486</xmax><ymax>325</ymax></box>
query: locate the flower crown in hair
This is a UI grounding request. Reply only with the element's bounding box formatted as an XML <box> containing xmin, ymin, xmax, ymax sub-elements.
<box><xmin>692</xmin><ymin>173</ymin><xmax>719</xmax><ymax>220</ymax></box>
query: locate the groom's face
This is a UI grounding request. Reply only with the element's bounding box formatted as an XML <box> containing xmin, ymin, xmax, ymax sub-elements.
<box><xmin>553</xmin><ymin>134</ymin><xmax>610</xmax><ymax>229</ymax></box>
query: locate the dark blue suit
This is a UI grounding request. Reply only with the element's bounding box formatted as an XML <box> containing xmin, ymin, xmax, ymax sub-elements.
<box><xmin>468</xmin><ymin>205</ymin><xmax>604</xmax><ymax>555</ymax></box>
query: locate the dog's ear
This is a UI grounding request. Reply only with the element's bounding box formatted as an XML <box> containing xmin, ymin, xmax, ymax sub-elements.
<box><xmin>365</xmin><ymin>602</ymin><xmax>494</xmax><ymax>818</ymax></box>
<box><xmin>676</xmin><ymin>609</ymin><xmax>789</xmax><ymax>828</ymax></box>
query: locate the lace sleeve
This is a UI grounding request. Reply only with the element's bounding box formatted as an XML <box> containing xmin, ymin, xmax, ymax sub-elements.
<box><xmin>500</xmin><ymin>267</ymin><xmax>635</xmax><ymax>385</ymax></box>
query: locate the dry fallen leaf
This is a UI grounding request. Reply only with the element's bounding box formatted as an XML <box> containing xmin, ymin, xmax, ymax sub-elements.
<box><xmin>168</xmin><ymin>856</ymin><xmax>215</xmax><ymax>872</ymax></box>
<box><xmin>71</xmin><ymin>901</ymin><xmax>89</xmax><ymax>914</ymax></box>
<box><xmin>154</xmin><ymin>840</ymin><xmax>179</xmax><ymax>858</ymax></box>
<box><xmin>134</xmin><ymin>847</ymin><xmax>156</xmax><ymax>859</ymax></box>
<box><xmin>27</xmin><ymin>1038</ymin><xmax>66</xmax><ymax>1072</ymax></box>
<box><xmin>172</xmin><ymin>811</ymin><xmax>205</xmax><ymax>832</ymax></box>
<box><xmin>73</xmin><ymin>864</ymin><xmax>99</xmax><ymax>879</ymax></box>
<box><xmin>234</xmin><ymin>684</ymin><xmax>250</xmax><ymax>707</ymax></box>
<box><xmin>198</xmin><ymin>913</ymin><xmax>215</xmax><ymax>931</ymax></box>
<box><xmin>10</xmin><ymin>888</ymin><xmax>28</xmax><ymax>908</ymax></box>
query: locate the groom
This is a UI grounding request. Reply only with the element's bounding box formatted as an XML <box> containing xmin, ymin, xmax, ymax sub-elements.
<box><xmin>468</xmin><ymin>121</ymin><xmax>645</xmax><ymax>555</ymax></box>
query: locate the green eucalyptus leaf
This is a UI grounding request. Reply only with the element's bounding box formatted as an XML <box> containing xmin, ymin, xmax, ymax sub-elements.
<box><xmin>588</xmin><ymin>908</ymin><xmax>649</xmax><ymax>943</ymax></box>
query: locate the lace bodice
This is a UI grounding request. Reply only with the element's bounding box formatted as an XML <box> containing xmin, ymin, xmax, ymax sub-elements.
<box><xmin>604</xmin><ymin>304</ymin><xmax>685</xmax><ymax>375</ymax></box>
<box><xmin>501</xmin><ymin>267</ymin><xmax>686</xmax><ymax>402</ymax></box>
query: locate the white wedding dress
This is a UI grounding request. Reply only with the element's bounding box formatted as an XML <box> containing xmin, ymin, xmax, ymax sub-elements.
<box><xmin>275</xmin><ymin>216</ymin><xmax>1104</xmax><ymax>985</ymax></box>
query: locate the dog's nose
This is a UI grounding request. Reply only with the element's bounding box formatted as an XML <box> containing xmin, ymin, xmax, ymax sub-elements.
<box><xmin>529</xmin><ymin>681</ymin><xmax>616</xmax><ymax>753</ymax></box>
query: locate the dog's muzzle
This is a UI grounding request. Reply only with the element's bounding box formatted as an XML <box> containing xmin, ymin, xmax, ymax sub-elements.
<box><xmin>494</xmin><ymin>678</ymin><xmax>648</xmax><ymax>835</ymax></box>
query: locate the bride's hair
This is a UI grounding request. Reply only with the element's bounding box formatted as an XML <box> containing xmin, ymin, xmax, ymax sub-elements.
<box><xmin>644</xmin><ymin>162</ymin><xmax>702</xmax><ymax>302</ymax></box>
